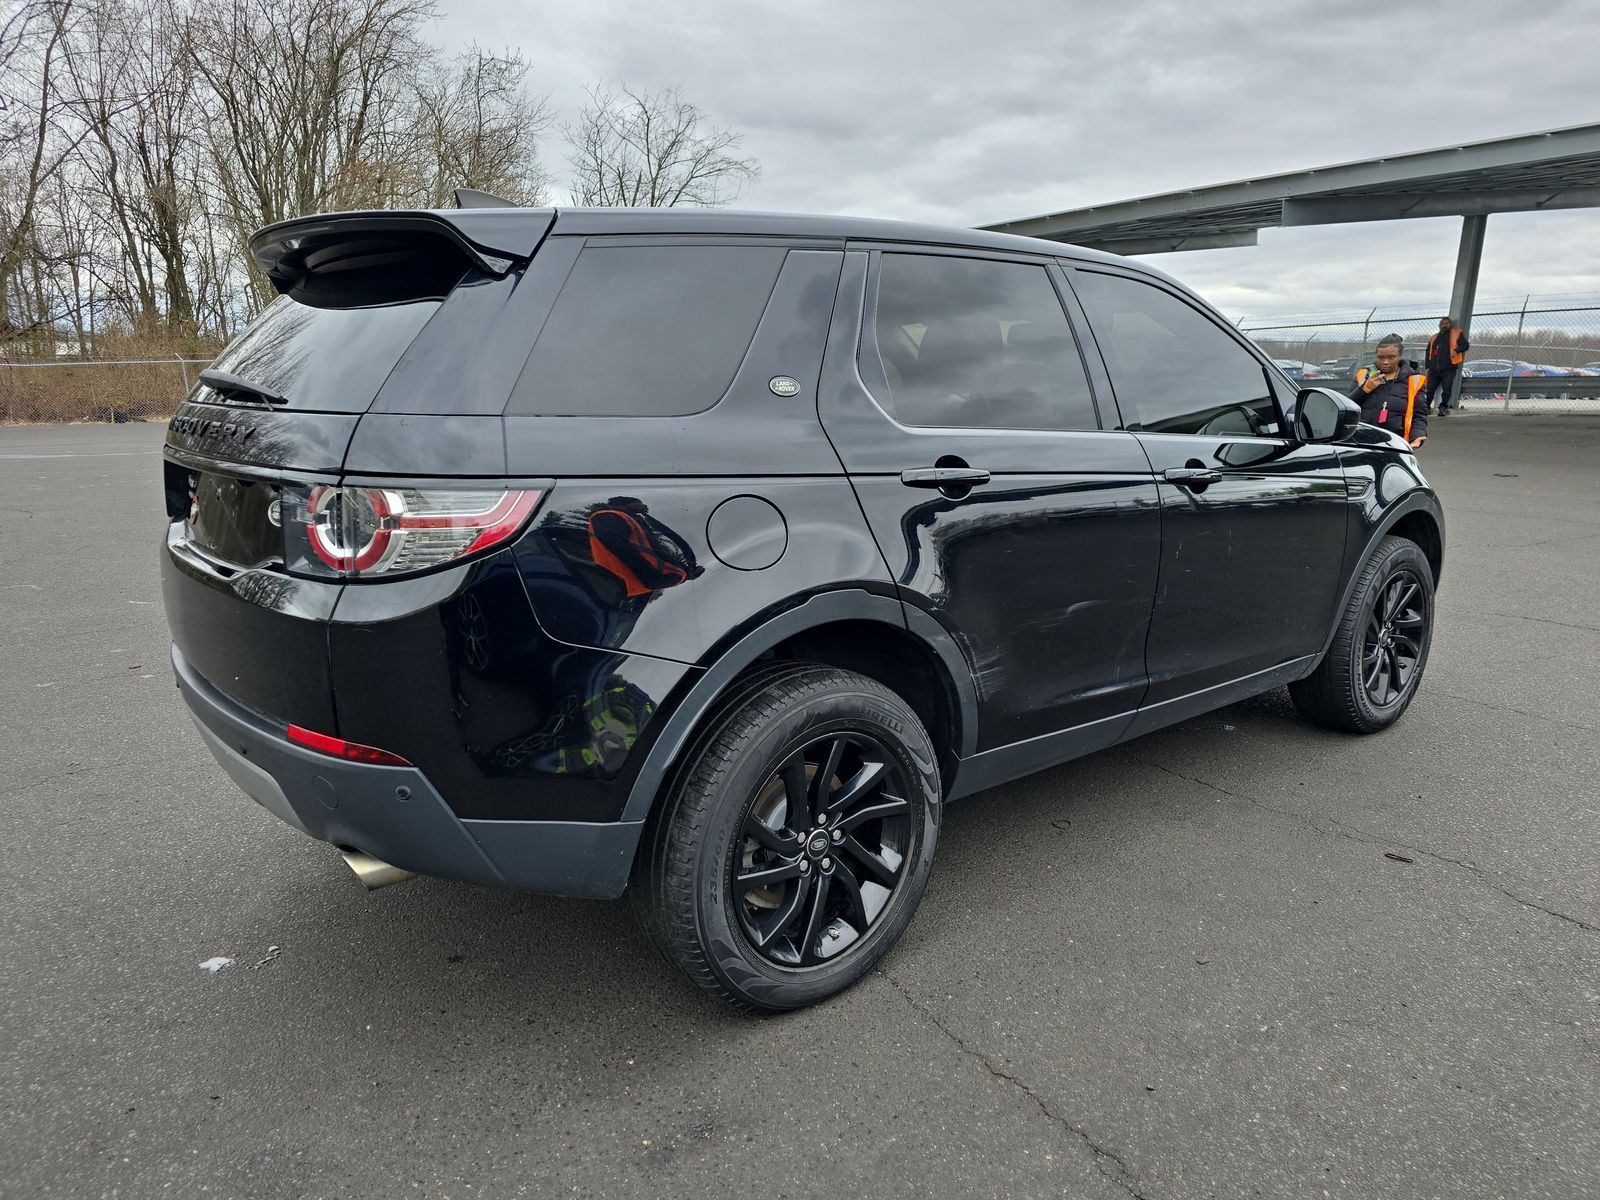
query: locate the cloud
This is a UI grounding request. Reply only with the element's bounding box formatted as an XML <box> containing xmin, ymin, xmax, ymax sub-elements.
<box><xmin>430</xmin><ymin>0</ymin><xmax>1600</xmax><ymax>317</ymax></box>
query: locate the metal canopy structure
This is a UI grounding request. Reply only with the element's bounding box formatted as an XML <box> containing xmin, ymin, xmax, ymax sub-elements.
<box><xmin>981</xmin><ymin>123</ymin><xmax>1600</xmax><ymax>257</ymax></box>
<box><xmin>982</xmin><ymin>124</ymin><xmax>1600</xmax><ymax>394</ymax></box>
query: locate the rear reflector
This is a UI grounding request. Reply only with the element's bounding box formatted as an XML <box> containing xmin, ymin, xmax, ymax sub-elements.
<box><xmin>287</xmin><ymin>724</ymin><xmax>412</xmax><ymax>767</ymax></box>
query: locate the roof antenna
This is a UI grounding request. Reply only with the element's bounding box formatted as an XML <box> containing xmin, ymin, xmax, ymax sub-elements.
<box><xmin>454</xmin><ymin>187</ymin><xmax>518</xmax><ymax>210</ymax></box>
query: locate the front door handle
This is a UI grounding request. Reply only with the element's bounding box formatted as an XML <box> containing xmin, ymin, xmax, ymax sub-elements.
<box><xmin>900</xmin><ymin>467</ymin><xmax>992</xmax><ymax>488</ymax></box>
<box><xmin>1163</xmin><ymin>467</ymin><xmax>1222</xmax><ymax>487</ymax></box>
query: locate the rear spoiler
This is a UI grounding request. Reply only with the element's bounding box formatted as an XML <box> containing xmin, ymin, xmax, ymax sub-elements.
<box><xmin>250</xmin><ymin>208</ymin><xmax>555</xmax><ymax>305</ymax></box>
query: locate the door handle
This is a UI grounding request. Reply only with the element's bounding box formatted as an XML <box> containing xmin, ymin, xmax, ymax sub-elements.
<box><xmin>900</xmin><ymin>467</ymin><xmax>991</xmax><ymax>488</ymax></box>
<box><xmin>1163</xmin><ymin>467</ymin><xmax>1222</xmax><ymax>487</ymax></box>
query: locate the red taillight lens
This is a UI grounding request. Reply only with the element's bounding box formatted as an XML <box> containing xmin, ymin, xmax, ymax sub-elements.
<box><xmin>287</xmin><ymin>724</ymin><xmax>412</xmax><ymax>767</ymax></box>
<box><xmin>290</xmin><ymin>485</ymin><xmax>543</xmax><ymax>579</ymax></box>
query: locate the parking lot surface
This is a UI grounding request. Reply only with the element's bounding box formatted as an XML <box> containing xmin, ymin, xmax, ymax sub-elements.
<box><xmin>2</xmin><ymin>414</ymin><xmax>1597</xmax><ymax>1199</ymax></box>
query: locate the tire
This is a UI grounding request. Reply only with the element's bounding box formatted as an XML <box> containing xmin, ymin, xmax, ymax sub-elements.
<box><xmin>1290</xmin><ymin>535</ymin><xmax>1435</xmax><ymax>733</ymax></box>
<box><xmin>630</xmin><ymin>664</ymin><xmax>941</xmax><ymax>1013</ymax></box>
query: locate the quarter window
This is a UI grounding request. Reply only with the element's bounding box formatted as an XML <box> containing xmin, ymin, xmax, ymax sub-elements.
<box><xmin>1073</xmin><ymin>271</ymin><xmax>1280</xmax><ymax>437</ymax></box>
<box><xmin>508</xmin><ymin>244</ymin><xmax>787</xmax><ymax>417</ymax></box>
<box><xmin>867</xmin><ymin>254</ymin><xmax>1099</xmax><ymax>431</ymax></box>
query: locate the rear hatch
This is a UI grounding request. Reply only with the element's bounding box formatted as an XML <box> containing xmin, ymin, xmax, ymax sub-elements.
<box><xmin>162</xmin><ymin>208</ymin><xmax>553</xmax><ymax>724</ymax></box>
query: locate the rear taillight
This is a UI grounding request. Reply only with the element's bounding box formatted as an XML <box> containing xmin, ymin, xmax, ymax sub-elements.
<box><xmin>284</xmin><ymin>485</ymin><xmax>543</xmax><ymax>579</ymax></box>
<box><xmin>287</xmin><ymin>724</ymin><xmax>412</xmax><ymax>766</ymax></box>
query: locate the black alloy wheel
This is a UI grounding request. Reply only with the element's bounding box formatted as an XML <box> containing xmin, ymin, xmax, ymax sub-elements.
<box><xmin>733</xmin><ymin>732</ymin><xmax>912</xmax><ymax>968</ymax></box>
<box><xmin>1361</xmin><ymin>569</ymin><xmax>1426</xmax><ymax>708</ymax></box>
<box><xmin>1289</xmin><ymin>534</ymin><xmax>1435</xmax><ymax>734</ymax></box>
<box><xmin>631</xmin><ymin>664</ymin><xmax>940</xmax><ymax>1012</ymax></box>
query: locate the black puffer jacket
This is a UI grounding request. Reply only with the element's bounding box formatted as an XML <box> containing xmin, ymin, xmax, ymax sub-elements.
<box><xmin>1347</xmin><ymin>360</ymin><xmax>1429</xmax><ymax>440</ymax></box>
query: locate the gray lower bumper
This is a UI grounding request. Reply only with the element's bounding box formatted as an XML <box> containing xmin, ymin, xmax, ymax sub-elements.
<box><xmin>173</xmin><ymin>647</ymin><xmax>642</xmax><ymax>898</ymax></box>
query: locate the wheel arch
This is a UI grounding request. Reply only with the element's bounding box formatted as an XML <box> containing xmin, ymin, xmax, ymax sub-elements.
<box><xmin>1320</xmin><ymin>490</ymin><xmax>1445</xmax><ymax>659</ymax></box>
<box><xmin>1388</xmin><ymin>507</ymin><xmax>1443</xmax><ymax>587</ymax></box>
<box><xmin>620</xmin><ymin>589</ymin><xmax>977</xmax><ymax>823</ymax></box>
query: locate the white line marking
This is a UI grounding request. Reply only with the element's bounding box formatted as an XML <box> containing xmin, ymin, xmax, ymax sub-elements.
<box><xmin>0</xmin><ymin>451</ymin><xmax>152</xmax><ymax>459</ymax></box>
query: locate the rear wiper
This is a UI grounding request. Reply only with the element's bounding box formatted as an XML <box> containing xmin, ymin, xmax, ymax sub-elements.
<box><xmin>199</xmin><ymin>368</ymin><xmax>288</xmax><ymax>406</ymax></box>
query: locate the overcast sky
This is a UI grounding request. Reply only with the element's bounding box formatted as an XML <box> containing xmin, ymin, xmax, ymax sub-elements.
<box><xmin>430</xmin><ymin>0</ymin><xmax>1600</xmax><ymax>319</ymax></box>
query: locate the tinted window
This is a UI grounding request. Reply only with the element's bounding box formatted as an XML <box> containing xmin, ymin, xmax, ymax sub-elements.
<box><xmin>868</xmin><ymin>254</ymin><xmax>1098</xmax><ymax>431</ymax></box>
<box><xmin>1074</xmin><ymin>272</ymin><xmax>1279</xmax><ymax>436</ymax></box>
<box><xmin>205</xmin><ymin>295</ymin><xmax>440</xmax><ymax>412</ymax></box>
<box><xmin>508</xmin><ymin>244</ymin><xmax>786</xmax><ymax>417</ymax></box>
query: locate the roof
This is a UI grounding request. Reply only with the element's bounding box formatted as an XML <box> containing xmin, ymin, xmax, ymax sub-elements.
<box><xmin>545</xmin><ymin>207</ymin><xmax>1133</xmax><ymax>265</ymax></box>
<box><xmin>980</xmin><ymin>123</ymin><xmax>1600</xmax><ymax>254</ymax></box>
<box><xmin>258</xmin><ymin>205</ymin><xmax>1134</xmax><ymax>270</ymax></box>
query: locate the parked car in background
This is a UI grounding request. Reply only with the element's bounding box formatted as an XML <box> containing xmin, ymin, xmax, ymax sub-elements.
<box><xmin>1272</xmin><ymin>358</ymin><xmax>1317</xmax><ymax>379</ymax></box>
<box><xmin>1462</xmin><ymin>359</ymin><xmax>1541</xmax><ymax>378</ymax></box>
<box><xmin>1304</xmin><ymin>356</ymin><xmax>1361</xmax><ymax>381</ymax></box>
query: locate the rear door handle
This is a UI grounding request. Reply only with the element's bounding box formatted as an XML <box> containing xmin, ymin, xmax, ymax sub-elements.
<box><xmin>900</xmin><ymin>467</ymin><xmax>992</xmax><ymax>488</ymax></box>
<box><xmin>1163</xmin><ymin>467</ymin><xmax>1222</xmax><ymax>487</ymax></box>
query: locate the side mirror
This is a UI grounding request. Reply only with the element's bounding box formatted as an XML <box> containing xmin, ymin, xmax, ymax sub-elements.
<box><xmin>1294</xmin><ymin>387</ymin><xmax>1361</xmax><ymax>443</ymax></box>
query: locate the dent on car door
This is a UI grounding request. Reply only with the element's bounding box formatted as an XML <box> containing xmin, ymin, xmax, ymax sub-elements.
<box><xmin>1066</xmin><ymin>268</ymin><xmax>1350</xmax><ymax>707</ymax></box>
<box><xmin>820</xmin><ymin>248</ymin><xmax>1162</xmax><ymax>755</ymax></box>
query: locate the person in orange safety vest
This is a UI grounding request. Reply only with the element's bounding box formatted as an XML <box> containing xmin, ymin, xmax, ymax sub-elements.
<box><xmin>1350</xmin><ymin>333</ymin><xmax>1429</xmax><ymax>449</ymax></box>
<box><xmin>1424</xmin><ymin>316</ymin><xmax>1470</xmax><ymax>415</ymax></box>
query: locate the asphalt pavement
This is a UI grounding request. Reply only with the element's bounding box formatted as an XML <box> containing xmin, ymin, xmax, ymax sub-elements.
<box><xmin>2</xmin><ymin>414</ymin><xmax>1596</xmax><ymax>1199</ymax></box>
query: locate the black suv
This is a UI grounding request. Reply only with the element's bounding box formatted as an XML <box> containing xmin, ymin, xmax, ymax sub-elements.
<box><xmin>163</xmin><ymin>205</ymin><xmax>1443</xmax><ymax>1011</ymax></box>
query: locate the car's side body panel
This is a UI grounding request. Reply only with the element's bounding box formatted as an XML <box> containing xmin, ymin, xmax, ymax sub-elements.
<box><xmin>818</xmin><ymin>248</ymin><xmax>1163</xmax><ymax>752</ymax></box>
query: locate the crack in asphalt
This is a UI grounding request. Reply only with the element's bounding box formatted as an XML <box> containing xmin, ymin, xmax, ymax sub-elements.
<box><xmin>877</xmin><ymin>970</ymin><xmax>1152</xmax><ymax>1200</ymax></box>
<box><xmin>0</xmin><ymin>752</ymin><xmax>179</xmax><ymax>801</ymax></box>
<box><xmin>1441</xmin><ymin>504</ymin><xmax>1600</xmax><ymax>529</ymax></box>
<box><xmin>1457</xmin><ymin>609</ymin><xmax>1600</xmax><ymax>636</ymax></box>
<box><xmin>0</xmin><ymin>764</ymin><xmax>99</xmax><ymax>799</ymax></box>
<box><xmin>1517</xmin><ymin>529</ymin><xmax>1600</xmax><ymax>550</ymax></box>
<box><xmin>1127</xmin><ymin>757</ymin><xmax>1599</xmax><ymax>935</ymax></box>
<box><xmin>1428</xmin><ymin>688</ymin><xmax>1600</xmax><ymax>735</ymax></box>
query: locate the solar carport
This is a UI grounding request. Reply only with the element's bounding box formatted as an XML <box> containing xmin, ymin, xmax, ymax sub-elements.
<box><xmin>982</xmin><ymin>123</ymin><xmax>1600</xmax><ymax>363</ymax></box>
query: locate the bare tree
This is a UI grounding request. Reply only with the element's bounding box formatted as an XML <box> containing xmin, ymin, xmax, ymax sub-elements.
<box><xmin>183</xmin><ymin>0</ymin><xmax>435</xmax><ymax>304</ymax></box>
<box><xmin>0</xmin><ymin>0</ymin><xmax>86</xmax><ymax>349</ymax></box>
<box><xmin>6</xmin><ymin>0</ymin><xmax>741</xmax><ymax>367</ymax></box>
<box><xmin>56</xmin><ymin>0</ymin><xmax>204</xmax><ymax>333</ymax></box>
<box><xmin>35</xmin><ymin>163</ymin><xmax>103</xmax><ymax>351</ymax></box>
<box><xmin>408</xmin><ymin>45</ymin><xmax>551</xmax><ymax>207</ymax></box>
<box><xmin>566</xmin><ymin>83</ymin><xmax>758</xmax><ymax>208</ymax></box>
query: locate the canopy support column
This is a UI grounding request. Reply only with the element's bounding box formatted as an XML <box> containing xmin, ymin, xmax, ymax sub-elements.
<box><xmin>1445</xmin><ymin>214</ymin><xmax>1487</xmax><ymax>408</ymax></box>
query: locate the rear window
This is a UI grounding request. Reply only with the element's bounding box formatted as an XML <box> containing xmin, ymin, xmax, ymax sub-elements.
<box><xmin>201</xmin><ymin>295</ymin><xmax>440</xmax><ymax>413</ymax></box>
<box><xmin>507</xmin><ymin>244</ymin><xmax>787</xmax><ymax>417</ymax></box>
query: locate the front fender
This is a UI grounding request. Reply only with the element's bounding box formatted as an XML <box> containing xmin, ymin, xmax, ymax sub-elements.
<box><xmin>1319</xmin><ymin>457</ymin><xmax>1445</xmax><ymax>659</ymax></box>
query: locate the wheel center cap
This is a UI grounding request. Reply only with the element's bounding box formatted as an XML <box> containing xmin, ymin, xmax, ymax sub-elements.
<box><xmin>805</xmin><ymin>832</ymin><xmax>831</xmax><ymax>858</ymax></box>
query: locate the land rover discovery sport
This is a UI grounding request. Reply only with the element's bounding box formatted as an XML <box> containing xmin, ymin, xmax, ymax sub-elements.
<box><xmin>162</xmin><ymin>203</ymin><xmax>1443</xmax><ymax>1011</ymax></box>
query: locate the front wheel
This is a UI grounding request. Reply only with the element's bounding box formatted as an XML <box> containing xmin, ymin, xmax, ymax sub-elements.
<box><xmin>1290</xmin><ymin>535</ymin><xmax>1435</xmax><ymax>733</ymax></box>
<box><xmin>631</xmin><ymin>665</ymin><xmax>940</xmax><ymax>1012</ymax></box>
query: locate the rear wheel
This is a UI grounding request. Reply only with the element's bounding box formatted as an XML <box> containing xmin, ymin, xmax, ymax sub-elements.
<box><xmin>1290</xmin><ymin>535</ymin><xmax>1435</xmax><ymax>733</ymax></box>
<box><xmin>631</xmin><ymin>665</ymin><xmax>940</xmax><ymax>1012</ymax></box>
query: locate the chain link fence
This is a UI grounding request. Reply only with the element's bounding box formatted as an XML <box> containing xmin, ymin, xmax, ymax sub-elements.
<box><xmin>1240</xmin><ymin>294</ymin><xmax>1600</xmax><ymax>414</ymax></box>
<box><xmin>8</xmin><ymin>294</ymin><xmax>1600</xmax><ymax>423</ymax></box>
<box><xmin>0</xmin><ymin>357</ymin><xmax>213</xmax><ymax>424</ymax></box>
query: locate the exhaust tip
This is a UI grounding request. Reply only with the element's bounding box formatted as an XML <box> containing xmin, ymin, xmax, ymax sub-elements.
<box><xmin>340</xmin><ymin>850</ymin><xmax>416</xmax><ymax>891</ymax></box>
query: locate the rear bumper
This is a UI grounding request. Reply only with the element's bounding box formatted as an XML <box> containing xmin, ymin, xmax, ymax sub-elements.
<box><xmin>174</xmin><ymin>646</ymin><xmax>642</xmax><ymax>898</ymax></box>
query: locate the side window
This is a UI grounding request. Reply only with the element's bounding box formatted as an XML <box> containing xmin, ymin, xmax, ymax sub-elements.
<box><xmin>507</xmin><ymin>244</ymin><xmax>787</xmax><ymax>417</ymax></box>
<box><xmin>1073</xmin><ymin>271</ymin><xmax>1280</xmax><ymax>437</ymax></box>
<box><xmin>866</xmin><ymin>253</ymin><xmax>1099</xmax><ymax>431</ymax></box>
